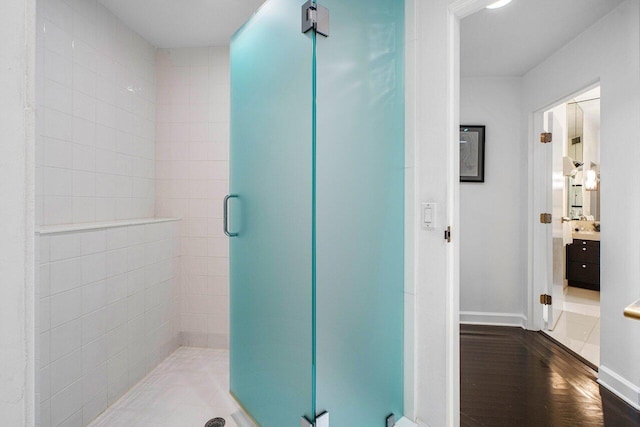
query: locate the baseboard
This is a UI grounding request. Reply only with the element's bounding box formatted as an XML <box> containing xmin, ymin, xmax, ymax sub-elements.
<box><xmin>460</xmin><ymin>311</ymin><xmax>527</xmax><ymax>328</ymax></box>
<box><xmin>598</xmin><ymin>365</ymin><xmax>640</xmax><ymax>411</ymax></box>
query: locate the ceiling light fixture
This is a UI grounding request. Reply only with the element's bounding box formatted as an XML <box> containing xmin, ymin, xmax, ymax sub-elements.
<box><xmin>486</xmin><ymin>0</ymin><xmax>513</xmax><ymax>9</ymax></box>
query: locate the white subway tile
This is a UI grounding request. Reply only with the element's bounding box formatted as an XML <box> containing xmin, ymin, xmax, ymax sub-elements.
<box><xmin>43</xmin><ymin>196</ymin><xmax>73</xmax><ymax>225</ymax></box>
<box><xmin>49</xmin><ymin>289</ymin><xmax>82</xmax><ymax>329</ymax></box>
<box><xmin>40</xmin><ymin>365</ymin><xmax>51</xmax><ymax>403</ymax></box>
<box><xmin>39</xmin><ymin>264</ymin><xmax>51</xmax><ymax>298</ymax></box>
<box><xmin>40</xmin><ymin>297</ymin><xmax>51</xmax><ymax>332</ymax></box>
<box><xmin>94</xmin><ymin>197</ymin><xmax>117</xmax><ymax>221</ymax></box>
<box><xmin>43</xmin><ymin>167</ymin><xmax>73</xmax><ymax>197</ymax></box>
<box><xmin>81</xmin><ymin>337</ymin><xmax>107</xmax><ymax>375</ymax></box>
<box><xmin>50</xmin><ymin>380</ymin><xmax>82</xmax><ymax>427</ymax></box>
<box><xmin>50</xmin><ymin>349</ymin><xmax>82</xmax><ymax>396</ymax></box>
<box><xmin>81</xmin><ymin>280</ymin><xmax>106</xmax><ymax>315</ymax></box>
<box><xmin>72</xmin><ymin>197</ymin><xmax>96</xmax><ymax>223</ymax></box>
<box><xmin>81</xmin><ymin>308</ymin><xmax>107</xmax><ymax>345</ymax></box>
<box><xmin>45</xmin><ymin>48</ymin><xmax>73</xmax><ymax>87</ymax></box>
<box><xmin>49</xmin><ymin>233</ymin><xmax>82</xmax><ymax>261</ymax></box>
<box><xmin>40</xmin><ymin>399</ymin><xmax>51</xmax><ymax>427</ymax></box>
<box><xmin>127</xmin><ymin>269</ymin><xmax>145</xmax><ymax>296</ymax></box>
<box><xmin>71</xmin><ymin>171</ymin><xmax>95</xmax><ymax>198</ymax></box>
<box><xmin>82</xmin><ymin>390</ymin><xmax>107</xmax><ymax>426</ymax></box>
<box><xmin>43</xmin><ymin>108</ymin><xmax>73</xmax><ymax>141</ymax></box>
<box><xmin>81</xmin><ymin>252</ymin><xmax>107</xmax><ymax>285</ymax></box>
<box><xmin>82</xmin><ymin>363</ymin><xmax>107</xmax><ymax>405</ymax></box>
<box><xmin>72</xmin><ymin>116</ymin><xmax>95</xmax><ymax>147</ymax></box>
<box><xmin>106</xmin><ymin>227</ymin><xmax>129</xmax><ymax>250</ymax></box>
<box><xmin>106</xmin><ymin>248</ymin><xmax>128</xmax><ymax>277</ymax></box>
<box><xmin>50</xmin><ymin>318</ymin><xmax>82</xmax><ymax>361</ymax></box>
<box><xmin>106</xmin><ymin>274</ymin><xmax>128</xmax><ymax>304</ymax></box>
<box><xmin>80</xmin><ymin>230</ymin><xmax>106</xmax><ymax>255</ymax></box>
<box><xmin>72</xmin><ymin>144</ymin><xmax>95</xmax><ymax>171</ymax></box>
<box><xmin>40</xmin><ymin>331</ymin><xmax>51</xmax><ymax>368</ymax></box>
<box><xmin>106</xmin><ymin>324</ymin><xmax>127</xmax><ymax>358</ymax></box>
<box><xmin>106</xmin><ymin>299</ymin><xmax>128</xmax><ymax>331</ymax></box>
<box><xmin>58</xmin><ymin>409</ymin><xmax>82</xmax><ymax>427</ymax></box>
<box><xmin>49</xmin><ymin>258</ymin><xmax>81</xmax><ymax>295</ymax></box>
<box><xmin>72</xmin><ymin>90</ymin><xmax>96</xmax><ymax>122</ymax></box>
<box><xmin>43</xmin><ymin>137</ymin><xmax>73</xmax><ymax>169</ymax></box>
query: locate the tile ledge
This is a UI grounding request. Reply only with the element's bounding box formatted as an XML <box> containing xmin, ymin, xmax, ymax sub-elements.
<box><xmin>36</xmin><ymin>217</ymin><xmax>181</xmax><ymax>235</ymax></box>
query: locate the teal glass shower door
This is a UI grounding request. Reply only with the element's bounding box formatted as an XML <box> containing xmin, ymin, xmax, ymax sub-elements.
<box><xmin>230</xmin><ymin>0</ymin><xmax>404</xmax><ymax>425</ymax></box>
<box><xmin>315</xmin><ymin>0</ymin><xmax>405</xmax><ymax>425</ymax></box>
<box><xmin>229</xmin><ymin>0</ymin><xmax>314</xmax><ymax>424</ymax></box>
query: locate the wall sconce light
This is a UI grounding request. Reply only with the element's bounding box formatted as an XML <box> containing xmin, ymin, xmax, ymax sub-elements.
<box><xmin>584</xmin><ymin>169</ymin><xmax>598</xmax><ymax>191</ymax></box>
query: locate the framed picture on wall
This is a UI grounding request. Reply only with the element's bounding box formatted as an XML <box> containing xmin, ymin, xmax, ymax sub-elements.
<box><xmin>459</xmin><ymin>125</ymin><xmax>485</xmax><ymax>182</ymax></box>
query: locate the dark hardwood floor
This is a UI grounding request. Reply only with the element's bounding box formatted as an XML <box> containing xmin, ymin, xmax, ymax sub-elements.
<box><xmin>460</xmin><ymin>325</ymin><xmax>640</xmax><ymax>426</ymax></box>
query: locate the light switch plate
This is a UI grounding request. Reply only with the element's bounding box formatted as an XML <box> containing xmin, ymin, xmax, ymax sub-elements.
<box><xmin>421</xmin><ymin>202</ymin><xmax>436</xmax><ymax>230</ymax></box>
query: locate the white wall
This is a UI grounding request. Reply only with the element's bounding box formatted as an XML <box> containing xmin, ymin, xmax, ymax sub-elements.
<box><xmin>37</xmin><ymin>221</ymin><xmax>180</xmax><ymax>427</ymax></box>
<box><xmin>411</xmin><ymin>0</ymin><xmax>460</xmax><ymax>425</ymax></box>
<box><xmin>523</xmin><ymin>0</ymin><xmax>640</xmax><ymax>409</ymax></box>
<box><xmin>0</xmin><ymin>0</ymin><xmax>36</xmax><ymax>425</ymax></box>
<box><xmin>459</xmin><ymin>77</ymin><xmax>526</xmax><ymax>326</ymax></box>
<box><xmin>36</xmin><ymin>0</ymin><xmax>157</xmax><ymax>226</ymax></box>
<box><xmin>154</xmin><ymin>47</ymin><xmax>230</xmax><ymax>348</ymax></box>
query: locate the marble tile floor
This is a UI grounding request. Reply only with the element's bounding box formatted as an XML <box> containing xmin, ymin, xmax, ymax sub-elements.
<box><xmin>89</xmin><ymin>347</ymin><xmax>256</xmax><ymax>427</ymax></box>
<box><xmin>545</xmin><ymin>310</ymin><xmax>600</xmax><ymax>366</ymax></box>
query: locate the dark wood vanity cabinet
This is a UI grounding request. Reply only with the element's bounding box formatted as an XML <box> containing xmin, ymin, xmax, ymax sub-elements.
<box><xmin>566</xmin><ymin>239</ymin><xmax>600</xmax><ymax>291</ymax></box>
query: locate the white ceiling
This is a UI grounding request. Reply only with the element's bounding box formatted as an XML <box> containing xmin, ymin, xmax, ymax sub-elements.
<box><xmin>98</xmin><ymin>0</ymin><xmax>266</xmax><ymax>48</ymax></box>
<box><xmin>461</xmin><ymin>0</ymin><xmax>625</xmax><ymax>77</ymax></box>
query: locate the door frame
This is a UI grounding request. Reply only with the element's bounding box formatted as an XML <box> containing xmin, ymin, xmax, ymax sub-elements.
<box><xmin>528</xmin><ymin>81</ymin><xmax>601</xmax><ymax>331</ymax></box>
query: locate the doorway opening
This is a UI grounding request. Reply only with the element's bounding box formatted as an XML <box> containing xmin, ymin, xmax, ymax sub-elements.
<box><xmin>541</xmin><ymin>85</ymin><xmax>601</xmax><ymax>367</ymax></box>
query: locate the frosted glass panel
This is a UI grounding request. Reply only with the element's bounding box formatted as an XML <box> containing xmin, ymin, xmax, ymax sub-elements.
<box><xmin>229</xmin><ymin>0</ymin><xmax>314</xmax><ymax>424</ymax></box>
<box><xmin>315</xmin><ymin>0</ymin><xmax>405</xmax><ymax>424</ymax></box>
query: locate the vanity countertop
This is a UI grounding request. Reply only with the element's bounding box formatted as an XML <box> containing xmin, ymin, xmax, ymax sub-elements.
<box><xmin>624</xmin><ymin>299</ymin><xmax>640</xmax><ymax>320</ymax></box>
<box><xmin>572</xmin><ymin>230</ymin><xmax>600</xmax><ymax>241</ymax></box>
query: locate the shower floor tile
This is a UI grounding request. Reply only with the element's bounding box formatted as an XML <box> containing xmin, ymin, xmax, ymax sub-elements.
<box><xmin>88</xmin><ymin>347</ymin><xmax>255</xmax><ymax>427</ymax></box>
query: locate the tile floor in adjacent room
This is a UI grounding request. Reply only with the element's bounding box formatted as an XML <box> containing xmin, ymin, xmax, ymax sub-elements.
<box><xmin>545</xmin><ymin>287</ymin><xmax>600</xmax><ymax>366</ymax></box>
<box><xmin>89</xmin><ymin>348</ymin><xmax>255</xmax><ymax>427</ymax></box>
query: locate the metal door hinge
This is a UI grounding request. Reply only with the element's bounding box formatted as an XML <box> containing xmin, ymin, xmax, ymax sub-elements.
<box><xmin>301</xmin><ymin>412</ymin><xmax>329</xmax><ymax>427</ymax></box>
<box><xmin>539</xmin><ymin>213</ymin><xmax>552</xmax><ymax>224</ymax></box>
<box><xmin>302</xmin><ymin>0</ymin><xmax>330</xmax><ymax>37</ymax></box>
<box><xmin>444</xmin><ymin>226</ymin><xmax>452</xmax><ymax>243</ymax></box>
<box><xmin>540</xmin><ymin>294</ymin><xmax>552</xmax><ymax>305</ymax></box>
<box><xmin>386</xmin><ymin>414</ymin><xmax>396</xmax><ymax>427</ymax></box>
<box><xmin>540</xmin><ymin>132</ymin><xmax>552</xmax><ymax>143</ymax></box>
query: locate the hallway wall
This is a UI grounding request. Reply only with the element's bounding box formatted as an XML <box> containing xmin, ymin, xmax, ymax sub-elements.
<box><xmin>459</xmin><ymin>77</ymin><xmax>526</xmax><ymax>326</ymax></box>
<box><xmin>154</xmin><ymin>47</ymin><xmax>231</xmax><ymax>348</ymax></box>
<box><xmin>523</xmin><ymin>0</ymin><xmax>640</xmax><ymax>409</ymax></box>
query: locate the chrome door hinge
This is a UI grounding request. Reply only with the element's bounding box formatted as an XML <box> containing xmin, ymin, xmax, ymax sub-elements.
<box><xmin>386</xmin><ymin>414</ymin><xmax>396</xmax><ymax>427</ymax></box>
<box><xmin>301</xmin><ymin>0</ymin><xmax>330</xmax><ymax>37</ymax></box>
<box><xmin>540</xmin><ymin>294</ymin><xmax>552</xmax><ymax>305</ymax></box>
<box><xmin>301</xmin><ymin>412</ymin><xmax>329</xmax><ymax>427</ymax></box>
<box><xmin>444</xmin><ymin>226</ymin><xmax>452</xmax><ymax>243</ymax></box>
<box><xmin>540</xmin><ymin>132</ymin><xmax>552</xmax><ymax>143</ymax></box>
<box><xmin>539</xmin><ymin>213</ymin><xmax>552</xmax><ymax>224</ymax></box>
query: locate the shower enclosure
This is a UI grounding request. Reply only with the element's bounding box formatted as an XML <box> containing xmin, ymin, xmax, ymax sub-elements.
<box><xmin>226</xmin><ymin>0</ymin><xmax>404</xmax><ymax>424</ymax></box>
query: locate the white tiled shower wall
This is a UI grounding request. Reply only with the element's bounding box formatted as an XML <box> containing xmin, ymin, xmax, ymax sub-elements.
<box><xmin>36</xmin><ymin>0</ymin><xmax>157</xmax><ymax>226</ymax></box>
<box><xmin>36</xmin><ymin>221</ymin><xmax>181</xmax><ymax>427</ymax></box>
<box><xmin>155</xmin><ymin>48</ymin><xmax>231</xmax><ymax>348</ymax></box>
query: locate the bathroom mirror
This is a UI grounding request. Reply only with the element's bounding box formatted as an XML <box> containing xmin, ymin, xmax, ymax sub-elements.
<box><xmin>567</xmin><ymin>102</ymin><xmax>584</xmax><ymax>163</ymax></box>
<box><xmin>564</xmin><ymin>93</ymin><xmax>600</xmax><ymax>221</ymax></box>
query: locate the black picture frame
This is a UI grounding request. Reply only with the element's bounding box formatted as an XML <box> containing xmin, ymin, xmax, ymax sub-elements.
<box><xmin>459</xmin><ymin>125</ymin><xmax>485</xmax><ymax>182</ymax></box>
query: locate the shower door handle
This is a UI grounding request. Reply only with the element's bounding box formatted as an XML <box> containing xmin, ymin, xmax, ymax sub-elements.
<box><xmin>224</xmin><ymin>194</ymin><xmax>239</xmax><ymax>237</ymax></box>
